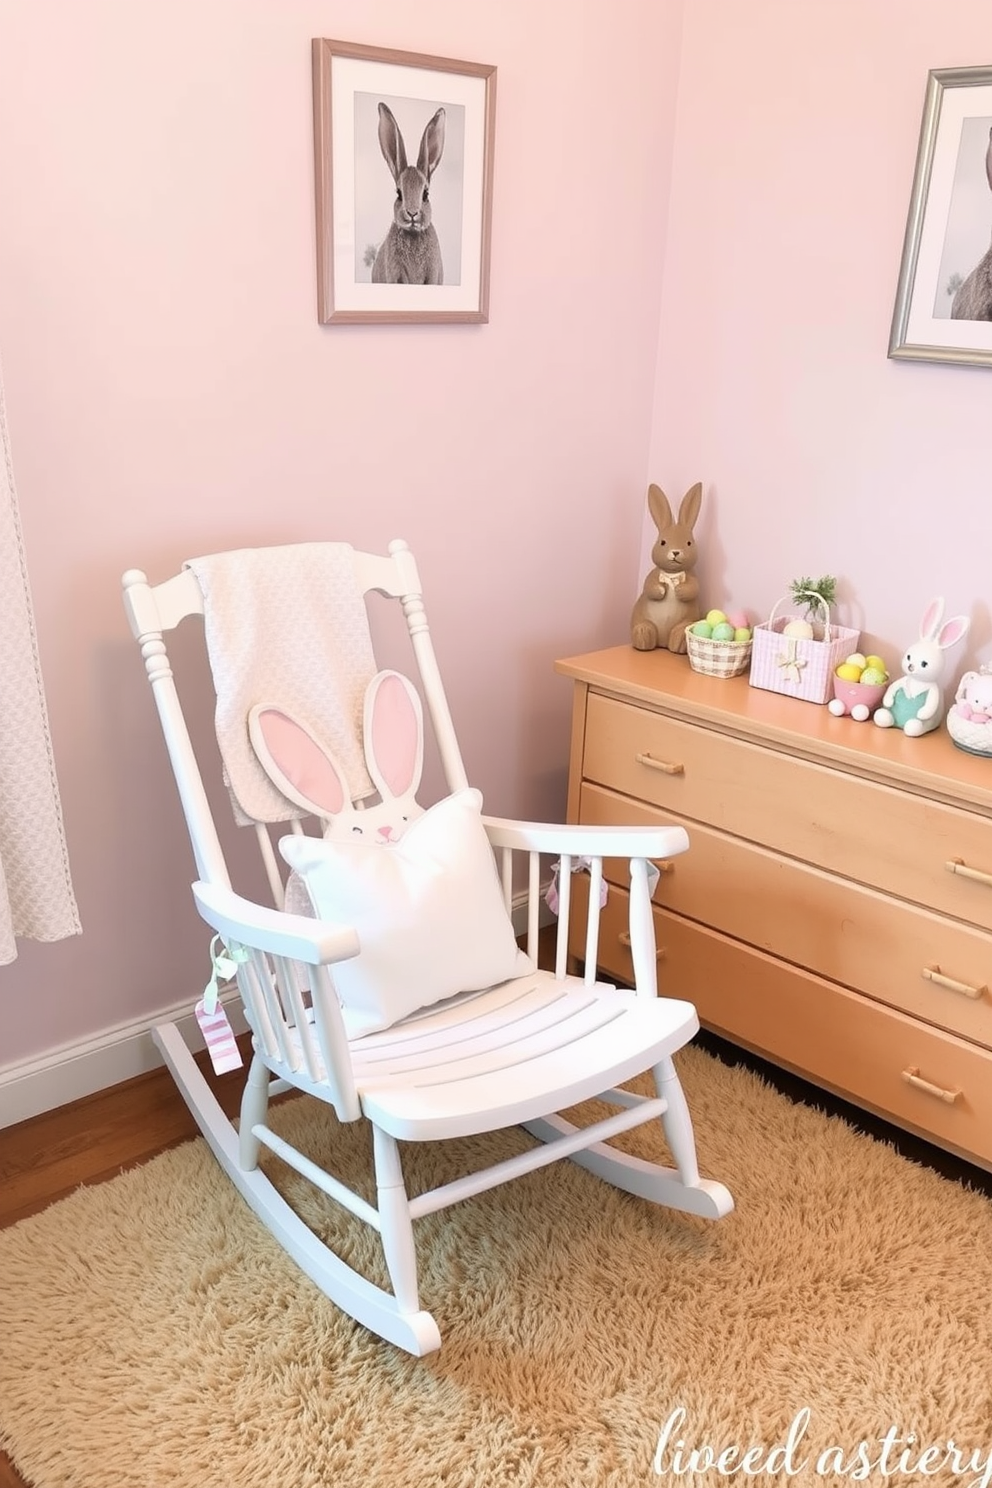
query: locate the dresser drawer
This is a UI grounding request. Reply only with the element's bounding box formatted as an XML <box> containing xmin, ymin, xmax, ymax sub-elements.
<box><xmin>579</xmin><ymin>783</ymin><xmax>992</xmax><ymax>1049</ymax></box>
<box><xmin>583</xmin><ymin>691</ymin><xmax>992</xmax><ymax>929</ymax></box>
<box><xmin>573</xmin><ymin>883</ymin><xmax>992</xmax><ymax>1171</ymax></box>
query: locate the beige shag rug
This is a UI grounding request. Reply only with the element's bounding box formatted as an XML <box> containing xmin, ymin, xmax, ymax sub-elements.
<box><xmin>3</xmin><ymin>1045</ymin><xmax>992</xmax><ymax>1488</ymax></box>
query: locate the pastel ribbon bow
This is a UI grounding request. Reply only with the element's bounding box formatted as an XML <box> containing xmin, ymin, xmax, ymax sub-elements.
<box><xmin>202</xmin><ymin>933</ymin><xmax>250</xmax><ymax>1015</ymax></box>
<box><xmin>776</xmin><ymin>640</ymin><xmax>807</xmax><ymax>684</ymax></box>
<box><xmin>545</xmin><ymin>857</ymin><xmax>661</xmax><ymax>915</ymax></box>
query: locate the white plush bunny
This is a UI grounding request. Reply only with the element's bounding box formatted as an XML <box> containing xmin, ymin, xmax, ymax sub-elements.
<box><xmin>873</xmin><ymin>598</ymin><xmax>970</xmax><ymax>737</ymax></box>
<box><xmin>248</xmin><ymin>670</ymin><xmax>425</xmax><ymax>841</ymax></box>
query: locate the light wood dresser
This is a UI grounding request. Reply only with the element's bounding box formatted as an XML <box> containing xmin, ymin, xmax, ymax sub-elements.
<box><xmin>556</xmin><ymin>645</ymin><xmax>992</xmax><ymax>1172</ymax></box>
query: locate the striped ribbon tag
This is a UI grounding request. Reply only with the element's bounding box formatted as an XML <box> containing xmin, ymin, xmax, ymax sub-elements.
<box><xmin>195</xmin><ymin>935</ymin><xmax>248</xmax><ymax>1075</ymax></box>
<box><xmin>194</xmin><ymin>998</ymin><xmax>243</xmax><ymax>1074</ymax></box>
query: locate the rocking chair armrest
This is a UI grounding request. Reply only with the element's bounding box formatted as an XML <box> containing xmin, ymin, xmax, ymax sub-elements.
<box><xmin>482</xmin><ymin>816</ymin><xmax>690</xmax><ymax>862</ymax></box>
<box><xmin>191</xmin><ymin>881</ymin><xmax>361</xmax><ymax>967</ymax></box>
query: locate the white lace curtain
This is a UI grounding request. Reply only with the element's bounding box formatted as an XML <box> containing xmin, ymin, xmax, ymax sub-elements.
<box><xmin>0</xmin><ymin>358</ymin><xmax>80</xmax><ymax>964</ymax></box>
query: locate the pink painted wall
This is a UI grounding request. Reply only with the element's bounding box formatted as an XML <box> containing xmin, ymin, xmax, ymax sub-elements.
<box><xmin>0</xmin><ymin>2</ymin><xmax>683</xmax><ymax>1067</ymax></box>
<box><xmin>648</xmin><ymin>0</ymin><xmax>992</xmax><ymax>668</ymax></box>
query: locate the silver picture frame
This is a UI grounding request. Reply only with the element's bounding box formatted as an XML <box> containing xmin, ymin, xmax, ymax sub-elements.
<box><xmin>889</xmin><ymin>65</ymin><xmax>992</xmax><ymax>368</ymax></box>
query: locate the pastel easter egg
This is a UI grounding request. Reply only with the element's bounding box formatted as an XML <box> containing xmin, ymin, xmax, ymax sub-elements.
<box><xmin>705</xmin><ymin>609</ymin><xmax>727</xmax><ymax>627</ymax></box>
<box><xmin>712</xmin><ymin>622</ymin><xmax>735</xmax><ymax>641</ymax></box>
<box><xmin>692</xmin><ymin>621</ymin><xmax>714</xmax><ymax>638</ymax></box>
<box><xmin>733</xmin><ymin>627</ymin><xmax>752</xmax><ymax>643</ymax></box>
<box><xmin>726</xmin><ymin>609</ymin><xmax>749</xmax><ymax>630</ymax></box>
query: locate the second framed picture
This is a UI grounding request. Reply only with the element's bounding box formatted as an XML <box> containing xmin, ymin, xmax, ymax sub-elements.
<box><xmin>889</xmin><ymin>65</ymin><xmax>992</xmax><ymax>368</ymax></box>
<box><xmin>312</xmin><ymin>38</ymin><xmax>497</xmax><ymax>325</ymax></box>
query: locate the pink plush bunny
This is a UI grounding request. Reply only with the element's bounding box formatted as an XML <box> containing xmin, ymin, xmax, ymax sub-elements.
<box><xmin>950</xmin><ymin>670</ymin><xmax>992</xmax><ymax>725</ymax></box>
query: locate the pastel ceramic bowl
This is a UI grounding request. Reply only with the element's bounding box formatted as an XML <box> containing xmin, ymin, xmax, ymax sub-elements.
<box><xmin>828</xmin><ymin>676</ymin><xmax>887</xmax><ymax>721</ymax></box>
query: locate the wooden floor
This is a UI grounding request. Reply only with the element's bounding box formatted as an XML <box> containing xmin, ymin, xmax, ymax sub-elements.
<box><xmin>2</xmin><ymin>1022</ymin><xmax>991</xmax><ymax>1488</ymax></box>
<box><xmin>0</xmin><ymin>1043</ymin><xmax>251</xmax><ymax>1232</ymax></box>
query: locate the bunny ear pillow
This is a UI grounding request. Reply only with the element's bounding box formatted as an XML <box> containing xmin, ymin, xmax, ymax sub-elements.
<box><xmin>248</xmin><ymin>670</ymin><xmax>532</xmax><ymax>1038</ymax></box>
<box><xmin>249</xmin><ymin>670</ymin><xmax>425</xmax><ymax>844</ymax></box>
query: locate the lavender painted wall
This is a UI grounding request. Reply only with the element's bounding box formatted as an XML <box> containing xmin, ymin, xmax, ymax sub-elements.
<box><xmin>0</xmin><ymin>1</ymin><xmax>682</xmax><ymax>1066</ymax></box>
<box><xmin>9</xmin><ymin>0</ymin><xmax>990</xmax><ymax>1083</ymax></box>
<box><xmin>647</xmin><ymin>0</ymin><xmax>992</xmax><ymax>667</ymax></box>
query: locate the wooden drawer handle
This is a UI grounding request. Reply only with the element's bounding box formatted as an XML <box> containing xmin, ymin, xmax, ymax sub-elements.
<box><xmin>901</xmin><ymin>1066</ymin><xmax>961</xmax><ymax>1105</ymax></box>
<box><xmin>635</xmin><ymin>752</ymin><xmax>684</xmax><ymax>776</ymax></box>
<box><xmin>922</xmin><ymin>964</ymin><xmax>987</xmax><ymax>1001</ymax></box>
<box><xmin>946</xmin><ymin>857</ymin><xmax>992</xmax><ymax>889</ymax></box>
<box><xmin>618</xmin><ymin>931</ymin><xmax>665</xmax><ymax>960</ymax></box>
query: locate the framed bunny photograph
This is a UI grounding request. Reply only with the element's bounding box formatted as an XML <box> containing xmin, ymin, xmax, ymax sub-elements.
<box><xmin>312</xmin><ymin>38</ymin><xmax>497</xmax><ymax>324</ymax></box>
<box><xmin>889</xmin><ymin>65</ymin><xmax>992</xmax><ymax>368</ymax></box>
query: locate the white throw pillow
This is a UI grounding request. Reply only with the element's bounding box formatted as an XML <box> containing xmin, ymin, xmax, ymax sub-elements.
<box><xmin>279</xmin><ymin>788</ymin><xmax>533</xmax><ymax>1038</ymax></box>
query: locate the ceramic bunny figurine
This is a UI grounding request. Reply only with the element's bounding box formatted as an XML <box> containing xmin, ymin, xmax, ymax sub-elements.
<box><xmin>951</xmin><ymin>669</ymin><xmax>992</xmax><ymax>724</ymax></box>
<box><xmin>946</xmin><ymin>665</ymin><xmax>992</xmax><ymax>756</ymax></box>
<box><xmin>873</xmin><ymin>599</ymin><xmax>970</xmax><ymax>737</ymax></box>
<box><xmin>630</xmin><ymin>482</ymin><xmax>703</xmax><ymax>653</ymax></box>
<box><xmin>248</xmin><ymin>670</ymin><xmax>425</xmax><ymax>841</ymax></box>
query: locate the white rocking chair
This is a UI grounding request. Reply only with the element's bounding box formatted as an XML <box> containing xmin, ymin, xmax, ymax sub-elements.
<box><xmin>122</xmin><ymin>539</ymin><xmax>732</xmax><ymax>1356</ymax></box>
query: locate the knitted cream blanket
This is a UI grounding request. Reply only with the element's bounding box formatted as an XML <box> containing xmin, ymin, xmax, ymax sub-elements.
<box><xmin>185</xmin><ymin>544</ymin><xmax>379</xmax><ymax>825</ymax></box>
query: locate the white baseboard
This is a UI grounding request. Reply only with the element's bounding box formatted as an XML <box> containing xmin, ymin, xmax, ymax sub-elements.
<box><xmin>0</xmin><ymin>991</ymin><xmax>251</xmax><ymax>1131</ymax></box>
<box><xmin>0</xmin><ymin>890</ymin><xmax>556</xmax><ymax>1130</ymax></box>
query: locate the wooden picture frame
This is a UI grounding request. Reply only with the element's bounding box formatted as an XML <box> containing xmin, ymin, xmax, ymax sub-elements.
<box><xmin>889</xmin><ymin>65</ymin><xmax>992</xmax><ymax>368</ymax></box>
<box><xmin>312</xmin><ymin>39</ymin><xmax>497</xmax><ymax>325</ymax></box>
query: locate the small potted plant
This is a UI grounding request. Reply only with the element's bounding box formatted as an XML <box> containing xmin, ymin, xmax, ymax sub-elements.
<box><xmin>783</xmin><ymin>575</ymin><xmax>838</xmax><ymax>639</ymax></box>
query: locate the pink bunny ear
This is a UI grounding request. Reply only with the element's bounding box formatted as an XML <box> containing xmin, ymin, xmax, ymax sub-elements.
<box><xmin>920</xmin><ymin>598</ymin><xmax>945</xmax><ymax>640</ymax></box>
<box><xmin>938</xmin><ymin>615</ymin><xmax>970</xmax><ymax>649</ymax></box>
<box><xmin>248</xmin><ymin>705</ymin><xmax>348</xmax><ymax>817</ymax></box>
<box><xmin>363</xmin><ymin>671</ymin><xmax>424</xmax><ymax>801</ymax></box>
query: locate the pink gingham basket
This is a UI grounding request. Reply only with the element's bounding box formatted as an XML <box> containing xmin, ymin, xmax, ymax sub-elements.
<box><xmin>685</xmin><ymin>630</ymin><xmax>752</xmax><ymax>679</ymax></box>
<box><xmin>748</xmin><ymin>592</ymin><xmax>860</xmax><ymax>706</ymax></box>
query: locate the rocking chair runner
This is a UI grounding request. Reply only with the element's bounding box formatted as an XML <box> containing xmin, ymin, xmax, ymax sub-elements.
<box><xmin>122</xmin><ymin>538</ymin><xmax>733</xmax><ymax>1356</ymax></box>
